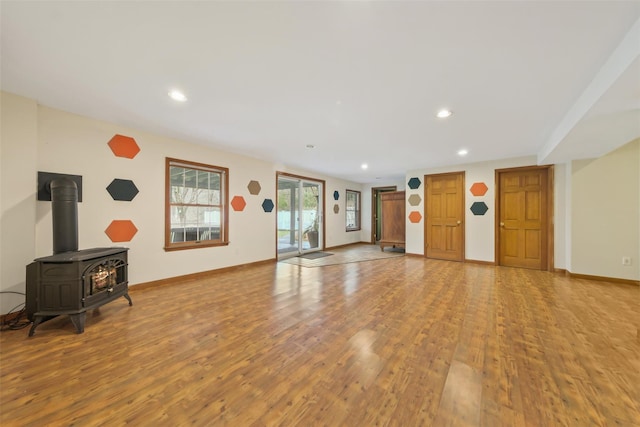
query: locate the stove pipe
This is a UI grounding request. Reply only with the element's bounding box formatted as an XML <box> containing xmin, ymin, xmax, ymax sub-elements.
<box><xmin>50</xmin><ymin>178</ymin><xmax>78</xmax><ymax>254</ymax></box>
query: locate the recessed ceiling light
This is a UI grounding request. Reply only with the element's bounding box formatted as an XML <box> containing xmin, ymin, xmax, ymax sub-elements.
<box><xmin>168</xmin><ymin>89</ymin><xmax>187</xmax><ymax>102</ymax></box>
<box><xmin>457</xmin><ymin>149</ymin><xmax>468</xmax><ymax>156</ymax></box>
<box><xmin>361</xmin><ymin>163</ymin><xmax>368</xmax><ymax>170</ymax></box>
<box><xmin>306</xmin><ymin>144</ymin><xmax>315</xmax><ymax>149</ymax></box>
<box><xmin>436</xmin><ymin>109</ymin><xmax>452</xmax><ymax>118</ymax></box>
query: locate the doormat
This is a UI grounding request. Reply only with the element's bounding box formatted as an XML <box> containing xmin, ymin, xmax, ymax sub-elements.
<box><xmin>298</xmin><ymin>252</ymin><xmax>333</xmax><ymax>259</ymax></box>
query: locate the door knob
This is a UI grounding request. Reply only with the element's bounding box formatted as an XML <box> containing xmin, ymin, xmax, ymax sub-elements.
<box><xmin>456</xmin><ymin>220</ymin><xmax>461</xmax><ymax>225</ymax></box>
<box><xmin>500</xmin><ymin>222</ymin><xmax>505</xmax><ymax>227</ymax></box>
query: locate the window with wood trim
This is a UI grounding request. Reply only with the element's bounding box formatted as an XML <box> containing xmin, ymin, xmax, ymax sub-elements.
<box><xmin>165</xmin><ymin>158</ymin><xmax>229</xmax><ymax>250</ymax></box>
<box><xmin>345</xmin><ymin>189</ymin><xmax>361</xmax><ymax>231</ymax></box>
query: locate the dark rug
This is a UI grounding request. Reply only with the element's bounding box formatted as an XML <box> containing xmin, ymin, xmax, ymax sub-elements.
<box><xmin>298</xmin><ymin>252</ymin><xmax>334</xmax><ymax>259</ymax></box>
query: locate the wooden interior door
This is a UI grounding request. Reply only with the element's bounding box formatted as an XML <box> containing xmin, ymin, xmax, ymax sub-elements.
<box><xmin>371</xmin><ymin>186</ymin><xmax>397</xmax><ymax>243</ymax></box>
<box><xmin>425</xmin><ymin>172</ymin><xmax>464</xmax><ymax>261</ymax></box>
<box><xmin>497</xmin><ymin>167</ymin><xmax>550</xmax><ymax>270</ymax></box>
<box><xmin>379</xmin><ymin>191</ymin><xmax>405</xmax><ymax>250</ymax></box>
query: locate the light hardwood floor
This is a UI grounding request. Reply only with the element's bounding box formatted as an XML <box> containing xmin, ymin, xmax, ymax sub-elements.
<box><xmin>1</xmin><ymin>246</ymin><xmax>639</xmax><ymax>426</ymax></box>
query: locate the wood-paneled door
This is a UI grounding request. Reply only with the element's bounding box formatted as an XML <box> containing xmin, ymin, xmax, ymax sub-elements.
<box><xmin>424</xmin><ymin>172</ymin><xmax>465</xmax><ymax>261</ymax></box>
<box><xmin>496</xmin><ymin>166</ymin><xmax>553</xmax><ymax>270</ymax></box>
<box><xmin>379</xmin><ymin>191</ymin><xmax>405</xmax><ymax>251</ymax></box>
<box><xmin>371</xmin><ymin>186</ymin><xmax>397</xmax><ymax>243</ymax></box>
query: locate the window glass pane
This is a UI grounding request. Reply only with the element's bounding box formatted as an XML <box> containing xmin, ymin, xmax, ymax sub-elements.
<box><xmin>171</xmin><ymin>186</ymin><xmax>187</xmax><ymax>204</ymax></box>
<box><xmin>200</xmin><ymin>206</ymin><xmax>221</xmax><ymax>227</ymax></box>
<box><xmin>166</xmin><ymin>158</ymin><xmax>228</xmax><ymax>249</ymax></box>
<box><xmin>199</xmin><ymin>207</ymin><xmax>221</xmax><ymax>240</ymax></box>
<box><xmin>210</xmin><ymin>173</ymin><xmax>220</xmax><ymax>190</ymax></box>
<box><xmin>170</xmin><ymin>166</ymin><xmax>185</xmax><ymax>186</ymax></box>
<box><xmin>345</xmin><ymin>190</ymin><xmax>360</xmax><ymax>231</ymax></box>
<box><xmin>183</xmin><ymin>205</ymin><xmax>199</xmax><ymax>228</ymax></box>
<box><xmin>170</xmin><ymin>205</ymin><xmax>187</xmax><ymax>228</ymax></box>
<box><xmin>346</xmin><ymin>212</ymin><xmax>356</xmax><ymax>227</ymax></box>
<box><xmin>215</xmin><ymin>173</ymin><xmax>222</xmax><ymax>204</ymax></box>
<box><xmin>185</xmin><ymin>169</ymin><xmax>197</xmax><ymax>184</ymax></box>
<box><xmin>195</xmin><ymin>189</ymin><xmax>210</xmax><ymax>205</ymax></box>
<box><xmin>170</xmin><ymin>167</ymin><xmax>184</xmax><ymax>203</ymax></box>
<box><xmin>346</xmin><ymin>193</ymin><xmax>356</xmax><ymax>209</ymax></box>
<box><xmin>170</xmin><ymin>223</ymin><xmax>185</xmax><ymax>243</ymax></box>
<box><xmin>194</xmin><ymin>171</ymin><xmax>220</xmax><ymax>205</ymax></box>
<box><xmin>196</xmin><ymin>170</ymin><xmax>209</xmax><ymax>189</ymax></box>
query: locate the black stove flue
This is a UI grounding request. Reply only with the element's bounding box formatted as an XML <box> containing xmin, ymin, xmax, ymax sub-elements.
<box><xmin>50</xmin><ymin>177</ymin><xmax>79</xmax><ymax>254</ymax></box>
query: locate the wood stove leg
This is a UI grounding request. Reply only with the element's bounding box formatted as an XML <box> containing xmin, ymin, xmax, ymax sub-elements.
<box><xmin>28</xmin><ymin>316</ymin><xmax>43</xmax><ymax>337</ymax></box>
<box><xmin>28</xmin><ymin>315</ymin><xmax>57</xmax><ymax>337</ymax></box>
<box><xmin>123</xmin><ymin>293</ymin><xmax>133</xmax><ymax>306</ymax></box>
<box><xmin>69</xmin><ymin>312</ymin><xmax>86</xmax><ymax>334</ymax></box>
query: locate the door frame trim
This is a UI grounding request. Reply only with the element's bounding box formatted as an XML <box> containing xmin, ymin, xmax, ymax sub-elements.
<box><xmin>494</xmin><ymin>165</ymin><xmax>554</xmax><ymax>271</ymax></box>
<box><xmin>370</xmin><ymin>186</ymin><xmax>397</xmax><ymax>243</ymax></box>
<box><xmin>423</xmin><ymin>171</ymin><xmax>465</xmax><ymax>261</ymax></box>
<box><xmin>276</xmin><ymin>172</ymin><xmax>326</xmax><ymax>258</ymax></box>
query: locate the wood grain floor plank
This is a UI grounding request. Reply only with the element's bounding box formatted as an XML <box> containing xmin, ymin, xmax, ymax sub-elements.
<box><xmin>1</xmin><ymin>246</ymin><xmax>638</xmax><ymax>426</ymax></box>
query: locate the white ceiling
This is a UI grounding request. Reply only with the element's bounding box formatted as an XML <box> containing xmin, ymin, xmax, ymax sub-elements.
<box><xmin>1</xmin><ymin>1</ymin><xmax>639</xmax><ymax>183</ymax></box>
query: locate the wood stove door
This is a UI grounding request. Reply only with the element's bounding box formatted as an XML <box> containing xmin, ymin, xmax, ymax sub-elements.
<box><xmin>83</xmin><ymin>257</ymin><xmax>128</xmax><ymax>308</ymax></box>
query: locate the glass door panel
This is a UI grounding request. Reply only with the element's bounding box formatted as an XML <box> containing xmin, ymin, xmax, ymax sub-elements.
<box><xmin>277</xmin><ymin>175</ymin><xmax>323</xmax><ymax>258</ymax></box>
<box><xmin>277</xmin><ymin>177</ymin><xmax>300</xmax><ymax>256</ymax></box>
<box><xmin>301</xmin><ymin>182</ymin><xmax>321</xmax><ymax>252</ymax></box>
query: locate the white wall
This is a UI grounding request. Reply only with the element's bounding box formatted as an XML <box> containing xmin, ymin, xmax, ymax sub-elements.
<box><xmin>560</xmin><ymin>161</ymin><xmax>572</xmax><ymax>272</ymax></box>
<box><xmin>1</xmin><ymin>93</ymin><xmax>38</xmax><ymax>315</ymax></box>
<box><xmin>0</xmin><ymin>92</ymin><xmax>364</xmax><ymax>314</ymax></box>
<box><xmin>360</xmin><ymin>179</ymin><xmax>406</xmax><ymax>243</ymax></box>
<box><xmin>571</xmin><ymin>139</ymin><xmax>640</xmax><ymax>280</ymax></box>
<box><xmin>405</xmin><ymin>156</ymin><xmax>561</xmax><ymax>264</ymax></box>
<box><xmin>554</xmin><ymin>162</ymin><xmax>567</xmax><ymax>270</ymax></box>
<box><xmin>274</xmin><ymin>166</ymin><xmax>364</xmax><ymax>248</ymax></box>
<box><xmin>553</xmin><ymin>163</ymin><xmax>571</xmax><ymax>269</ymax></box>
<box><xmin>2</xmin><ymin>91</ymin><xmax>636</xmax><ymax>315</ymax></box>
<box><xmin>34</xmin><ymin>105</ymin><xmax>282</xmax><ymax>285</ymax></box>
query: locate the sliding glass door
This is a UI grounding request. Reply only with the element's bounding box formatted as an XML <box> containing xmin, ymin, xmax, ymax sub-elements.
<box><xmin>277</xmin><ymin>174</ymin><xmax>323</xmax><ymax>258</ymax></box>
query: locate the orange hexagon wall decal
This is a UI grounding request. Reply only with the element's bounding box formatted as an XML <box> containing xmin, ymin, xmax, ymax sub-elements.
<box><xmin>408</xmin><ymin>211</ymin><xmax>422</xmax><ymax>223</ymax></box>
<box><xmin>105</xmin><ymin>220</ymin><xmax>138</xmax><ymax>242</ymax></box>
<box><xmin>470</xmin><ymin>182</ymin><xmax>488</xmax><ymax>196</ymax></box>
<box><xmin>231</xmin><ymin>196</ymin><xmax>246</xmax><ymax>211</ymax></box>
<box><xmin>108</xmin><ymin>134</ymin><xmax>140</xmax><ymax>159</ymax></box>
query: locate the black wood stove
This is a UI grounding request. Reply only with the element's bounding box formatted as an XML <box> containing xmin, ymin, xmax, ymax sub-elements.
<box><xmin>26</xmin><ymin>247</ymin><xmax>131</xmax><ymax>336</ymax></box>
<box><xmin>25</xmin><ymin>177</ymin><xmax>132</xmax><ymax>336</ymax></box>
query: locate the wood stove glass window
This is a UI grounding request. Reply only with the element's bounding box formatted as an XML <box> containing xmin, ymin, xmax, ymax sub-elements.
<box><xmin>87</xmin><ymin>257</ymin><xmax>127</xmax><ymax>295</ymax></box>
<box><xmin>165</xmin><ymin>158</ymin><xmax>229</xmax><ymax>250</ymax></box>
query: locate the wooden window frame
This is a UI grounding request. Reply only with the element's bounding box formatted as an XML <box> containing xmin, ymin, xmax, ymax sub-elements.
<box><xmin>164</xmin><ymin>157</ymin><xmax>229</xmax><ymax>251</ymax></box>
<box><xmin>345</xmin><ymin>189</ymin><xmax>361</xmax><ymax>232</ymax></box>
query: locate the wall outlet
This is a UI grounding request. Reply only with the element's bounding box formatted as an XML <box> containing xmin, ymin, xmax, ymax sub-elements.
<box><xmin>622</xmin><ymin>256</ymin><xmax>632</xmax><ymax>266</ymax></box>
